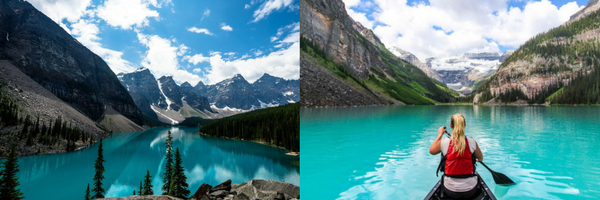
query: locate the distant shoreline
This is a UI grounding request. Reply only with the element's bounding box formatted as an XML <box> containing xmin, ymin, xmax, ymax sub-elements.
<box><xmin>198</xmin><ymin>131</ymin><xmax>298</xmax><ymax>156</ymax></box>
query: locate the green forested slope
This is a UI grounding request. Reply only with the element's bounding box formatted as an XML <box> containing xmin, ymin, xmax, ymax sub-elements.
<box><xmin>198</xmin><ymin>103</ymin><xmax>299</xmax><ymax>152</ymax></box>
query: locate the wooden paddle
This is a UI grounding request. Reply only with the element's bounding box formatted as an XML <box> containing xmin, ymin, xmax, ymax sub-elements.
<box><xmin>443</xmin><ymin>128</ymin><xmax>515</xmax><ymax>186</ymax></box>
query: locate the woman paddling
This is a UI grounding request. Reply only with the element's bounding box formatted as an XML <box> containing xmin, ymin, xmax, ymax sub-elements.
<box><xmin>429</xmin><ymin>113</ymin><xmax>484</xmax><ymax>199</ymax></box>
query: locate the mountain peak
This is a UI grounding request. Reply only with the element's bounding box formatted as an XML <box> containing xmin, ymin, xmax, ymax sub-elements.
<box><xmin>180</xmin><ymin>82</ymin><xmax>192</xmax><ymax>88</ymax></box>
<box><xmin>133</xmin><ymin>67</ymin><xmax>149</xmax><ymax>73</ymax></box>
<box><xmin>232</xmin><ymin>74</ymin><xmax>245</xmax><ymax>79</ymax></box>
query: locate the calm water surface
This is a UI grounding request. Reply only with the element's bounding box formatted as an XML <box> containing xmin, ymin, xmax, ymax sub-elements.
<box><xmin>11</xmin><ymin>127</ymin><xmax>299</xmax><ymax>199</ymax></box>
<box><xmin>301</xmin><ymin>105</ymin><xmax>600</xmax><ymax>200</ymax></box>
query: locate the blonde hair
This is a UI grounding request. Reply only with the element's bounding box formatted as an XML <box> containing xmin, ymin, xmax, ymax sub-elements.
<box><xmin>451</xmin><ymin>114</ymin><xmax>467</xmax><ymax>155</ymax></box>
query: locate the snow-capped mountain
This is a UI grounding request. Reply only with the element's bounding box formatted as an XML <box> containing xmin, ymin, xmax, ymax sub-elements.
<box><xmin>118</xmin><ymin>69</ymin><xmax>299</xmax><ymax>124</ymax></box>
<box><xmin>425</xmin><ymin>51</ymin><xmax>514</xmax><ymax>94</ymax></box>
<box><xmin>193</xmin><ymin>73</ymin><xmax>299</xmax><ymax>110</ymax></box>
<box><xmin>118</xmin><ymin>68</ymin><xmax>212</xmax><ymax>124</ymax></box>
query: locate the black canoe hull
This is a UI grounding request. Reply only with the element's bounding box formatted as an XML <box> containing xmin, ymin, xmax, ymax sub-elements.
<box><xmin>424</xmin><ymin>172</ymin><xmax>497</xmax><ymax>200</ymax></box>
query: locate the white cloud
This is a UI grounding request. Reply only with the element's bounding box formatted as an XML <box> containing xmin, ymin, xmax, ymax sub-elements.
<box><xmin>253</xmin><ymin>50</ymin><xmax>264</xmax><ymax>56</ymax></box>
<box><xmin>184</xmin><ymin>43</ymin><xmax>299</xmax><ymax>84</ymax></box>
<box><xmin>251</xmin><ymin>0</ymin><xmax>294</xmax><ymax>23</ymax></box>
<box><xmin>221</xmin><ymin>23</ymin><xmax>233</xmax><ymax>31</ymax></box>
<box><xmin>137</xmin><ymin>33</ymin><xmax>201</xmax><ymax>84</ymax></box>
<box><xmin>70</xmin><ymin>19</ymin><xmax>136</xmax><ymax>74</ymax></box>
<box><xmin>201</xmin><ymin>9</ymin><xmax>211</xmax><ymax>20</ymax></box>
<box><xmin>245</xmin><ymin>4</ymin><xmax>251</xmax><ymax>9</ymax></box>
<box><xmin>272</xmin><ymin>22</ymin><xmax>299</xmax><ymax>48</ymax></box>
<box><xmin>96</xmin><ymin>0</ymin><xmax>160</xmax><ymax>30</ymax></box>
<box><xmin>343</xmin><ymin>0</ymin><xmax>584</xmax><ymax>60</ymax></box>
<box><xmin>27</xmin><ymin>0</ymin><xmax>92</xmax><ymax>23</ymax></box>
<box><xmin>188</xmin><ymin>27</ymin><xmax>214</xmax><ymax>35</ymax></box>
<box><xmin>183</xmin><ymin>54</ymin><xmax>210</xmax><ymax>65</ymax></box>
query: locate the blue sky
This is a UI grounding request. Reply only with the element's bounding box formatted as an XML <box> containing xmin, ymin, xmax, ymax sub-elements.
<box><xmin>28</xmin><ymin>0</ymin><xmax>299</xmax><ymax>85</ymax></box>
<box><xmin>343</xmin><ymin>0</ymin><xmax>587</xmax><ymax>60</ymax></box>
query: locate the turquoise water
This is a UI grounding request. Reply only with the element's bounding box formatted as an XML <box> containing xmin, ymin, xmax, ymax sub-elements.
<box><xmin>301</xmin><ymin>105</ymin><xmax>600</xmax><ymax>200</ymax></box>
<box><xmin>10</xmin><ymin>127</ymin><xmax>299</xmax><ymax>199</ymax></box>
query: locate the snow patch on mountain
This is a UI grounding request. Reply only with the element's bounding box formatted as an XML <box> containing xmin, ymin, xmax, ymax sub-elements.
<box><xmin>157</xmin><ymin>79</ymin><xmax>172</xmax><ymax>110</ymax></box>
<box><xmin>151</xmin><ymin>106</ymin><xmax>178</xmax><ymax>125</ymax></box>
<box><xmin>258</xmin><ymin>99</ymin><xmax>279</xmax><ymax>109</ymax></box>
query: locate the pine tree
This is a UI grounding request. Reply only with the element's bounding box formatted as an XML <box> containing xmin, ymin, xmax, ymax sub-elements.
<box><xmin>84</xmin><ymin>183</ymin><xmax>90</xmax><ymax>200</ymax></box>
<box><xmin>139</xmin><ymin>181</ymin><xmax>142</xmax><ymax>196</ymax></box>
<box><xmin>0</xmin><ymin>143</ymin><xmax>25</xmax><ymax>200</ymax></box>
<box><xmin>133</xmin><ymin>190</ymin><xmax>136</xmax><ymax>196</ymax></box>
<box><xmin>142</xmin><ymin>170</ymin><xmax>154</xmax><ymax>195</ymax></box>
<box><xmin>169</xmin><ymin>147</ymin><xmax>190</xmax><ymax>198</ymax></box>
<box><xmin>162</xmin><ymin>130</ymin><xmax>174</xmax><ymax>195</ymax></box>
<box><xmin>92</xmin><ymin>139</ymin><xmax>105</xmax><ymax>198</ymax></box>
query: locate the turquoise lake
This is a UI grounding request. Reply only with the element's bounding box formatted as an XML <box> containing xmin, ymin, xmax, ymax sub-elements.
<box><xmin>301</xmin><ymin>105</ymin><xmax>600</xmax><ymax>200</ymax></box>
<box><xmin>10</xmin><ymin>127</ymin><xmax>299</xmax><ymax>199</ymax></box>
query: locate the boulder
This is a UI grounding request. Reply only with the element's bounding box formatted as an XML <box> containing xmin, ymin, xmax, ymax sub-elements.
<box><xmin>249</xmin><ymin>180</ymin><xmax>300</xmax><ymax>199</ymax></box>
<box><xmin>210</xmin><ymin>179</ymin><xmax>232</xmax><ymax>192</ymax></box>
<box><xmin>210</xmin><ymin>190</ymin><xmax>229</xmax><ymax>198</ymax></box>
<box><xmin>192</xmin><ymin>183</ymin><xmax>213</xmax><ymax>199</ymax></box>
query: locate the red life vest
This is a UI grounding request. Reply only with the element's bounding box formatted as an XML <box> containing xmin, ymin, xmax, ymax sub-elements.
<box><xmin>444</xmin><ymin>138</ymin><xmax>473</xmax><ymax>176</ymax></box>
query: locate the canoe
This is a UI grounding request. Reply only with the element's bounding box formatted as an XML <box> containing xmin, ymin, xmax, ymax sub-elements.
<box><xmin>424</xmin><ymin>172</ymin><xmax>497</xmax><ymax>200</ymax></box>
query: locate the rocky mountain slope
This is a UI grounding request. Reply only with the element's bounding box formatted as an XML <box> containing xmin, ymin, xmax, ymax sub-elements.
<box><xmin>474</xmin><ymin>0</ymin><xmax>600</xmax><ymax>104</ymax></box>
<box><xmin>300</xmin><ymin>0</ymin><xmax>455</xmax><ymax>107</ymax></box>
<box><xmin>388</xmin><ymin>47</ymin><xmax>442</xmax><ymax>82</ymax></box>
<box><xmin>0</xmin><ymin>60</ymin><xmax>104</xmax><ymax>156</ymax></box>
<box><xmin>118</xmin><ymin>68</ymin><xmax>212</xmax><ymax>125</ymax></box>
<box><xmin>0</xmin><ymin>0</ymin><xmax>143</xmax><ymax>125</ymax></box>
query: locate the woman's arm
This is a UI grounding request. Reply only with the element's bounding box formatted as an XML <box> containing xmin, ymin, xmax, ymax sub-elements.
<box><xmin>429</xmin><ymin>126</ymin><xmax>445</xmax><ymax>155</ymax></box>
<box><xmin>474</xmin><ymin>142</ymin><xmax>483</xmax><ymax>162</ymax></box>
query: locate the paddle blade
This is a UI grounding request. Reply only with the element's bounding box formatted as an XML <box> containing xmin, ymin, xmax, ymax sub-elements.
<box><xmin>491</xmin><ymin>171</ymin><xmax>515</xmax><ymax>186</ymax></box>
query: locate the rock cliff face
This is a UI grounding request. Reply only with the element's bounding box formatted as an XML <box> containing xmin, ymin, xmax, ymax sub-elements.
<box><xmin>300</xmin><ymin>0</ymin><xmax>454</xmax><ymax>107</ymax></box>
<box><xmin>0</xmin><ymin>0</ymin><xmax>142</xmax><ymax>125</ymax></box>
<box><xmin>117</xmin><ymin>68</ymin><xmax>166</xmax><ymax>119</ymax></box>
<box><xmin>568</xmin><ymin>0</ymin><xmax>600</xmax><ymax>23</ymax></box>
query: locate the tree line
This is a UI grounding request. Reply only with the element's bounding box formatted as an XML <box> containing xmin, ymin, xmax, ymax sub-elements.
<box><xmin>199</xmin><ymin>103</ymin><xmax>299</xmax><ymax>152</ymax></box>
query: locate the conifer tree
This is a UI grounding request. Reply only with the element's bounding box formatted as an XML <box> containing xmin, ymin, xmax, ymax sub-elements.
<box><xmin>84</xmin><ymin>183</ymin><xmax>90</xmax><ymax>200</ymax></box>
<box><xmin>139</xmin><ymin>181</ymin><xmax>142</xmax><ymax>196</ymax></box>
<box><xmin>91</xmin><ymin>139</ymin><xmax>105</xmax><ymax>198</ymax></box>
<box><xmin>133</xmin><ymin>190</ymin><xmax>136</xmax><ymax>196</ymax></box>
<box><xmin>0</xmin><ymin>143</ymin><xmax>25</xmax><ymax>200</ymax></box>
<box><xmin>162</xmin><ymin>130</ymin><xmax>174</xmax><ymax>194</ymax></box>
<box><xmin>168</xmin><ymin>147</ymin><xmax>189</xmax><ymax>198</ymax></box>
<box><xmin>143</xmin><ymin>170</ymin><xmax>154</xmax><ymax>195</ymax></box>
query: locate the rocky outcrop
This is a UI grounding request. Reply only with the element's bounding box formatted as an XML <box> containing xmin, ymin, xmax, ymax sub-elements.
<box><xmin>568</xmin><ymin>0</ymin><xmax>600</xmax><ymax>23</ymax></box>
<box><xmin>192</xmin><ymin>179</ymin><xmax>300</xmax><ymax>200</ymax></box>
<box><xmin>98</xmin><ymin>195</ymin><xmax>182</xmax><ymax>200</ymax></box>
<box><xmin>301</xmin><ymin>0</ymin><xmax>383</xmax><ymax>79</ymax></box>
<box><xmin>0</xmin><ymin>0</ymin><xmax>143</xmax><ymax>125</ymax></box>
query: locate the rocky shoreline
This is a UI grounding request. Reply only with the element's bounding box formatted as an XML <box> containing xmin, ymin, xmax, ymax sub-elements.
<box><xmin>98</xmin><ymin>179</ymin><xmax>299</xmax><ymax>200</ymax></box>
